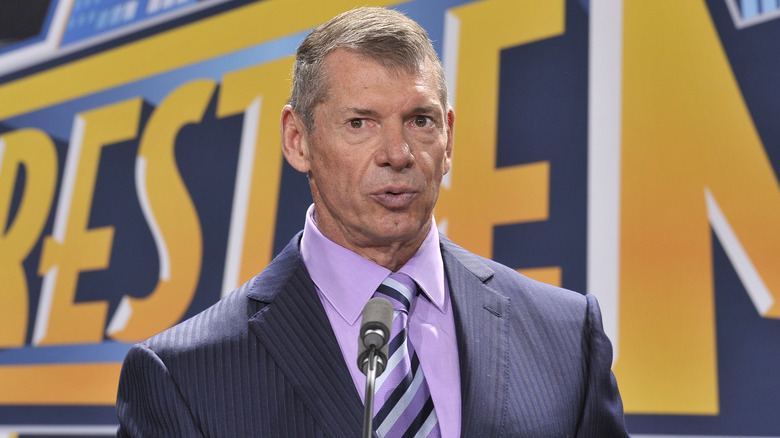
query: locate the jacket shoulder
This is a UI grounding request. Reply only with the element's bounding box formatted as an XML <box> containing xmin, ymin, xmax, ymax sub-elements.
<box><xmin>439</xmin><ymin>234</ymin><xmax>587</xmax><ymax>315</ymax></box>
<box><xmin>142</xmin><ymin>233</ymin><xmax>305</xmax><ymax>355</ymax></box>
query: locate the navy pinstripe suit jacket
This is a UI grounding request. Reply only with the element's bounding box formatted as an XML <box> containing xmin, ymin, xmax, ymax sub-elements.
<box><xmin>116</xmin><ymin>233</ymin><xmax>628</xmax><ymax>437</ymax></box>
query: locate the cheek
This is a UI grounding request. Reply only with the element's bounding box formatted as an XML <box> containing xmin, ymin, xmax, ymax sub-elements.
<box><xmin>419</xmin><ymin>150</ymin><xmax>446</xmax><ymax>177</ymax></box>
<box><xmin>314</xmin><ymin>153</ymin><xmax>363</xmax><ymax>194</ymax></box>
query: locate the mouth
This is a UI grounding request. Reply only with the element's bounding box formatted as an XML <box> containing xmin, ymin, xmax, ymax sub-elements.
<box><xmin>371</xmin><ymin>188</ymin><xmax>418</xmax><ymax>209</ymax></box>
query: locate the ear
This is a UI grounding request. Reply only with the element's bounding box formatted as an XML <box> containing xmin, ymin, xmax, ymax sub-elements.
<box><xmin>281</xmin><ymin>105</ymin><xmax>312</xmax><ymax>173</ymax></box>
<box><xmin>443</xmin><ymin>107</ymin><xmax>455</xmax><ymax>175</ymax></box>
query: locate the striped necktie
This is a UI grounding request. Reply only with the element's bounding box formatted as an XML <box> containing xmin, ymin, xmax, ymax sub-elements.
<box><xmin>371</xmin><ymin>273</ymin><xmax>440</xmax><ymax>438</ymax></box>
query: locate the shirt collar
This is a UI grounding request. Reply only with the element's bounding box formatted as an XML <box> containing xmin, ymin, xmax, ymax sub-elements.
<box><xmin>300</xmin><ymin>204</ymin><xmax>446</xmax><ymax>325</ymax></box>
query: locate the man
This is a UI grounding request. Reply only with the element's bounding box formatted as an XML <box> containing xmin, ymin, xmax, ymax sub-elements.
<box><xmin>116</xmin><ymin>7</ymin><xmax>628</xmax><ymax>437</ymax></box>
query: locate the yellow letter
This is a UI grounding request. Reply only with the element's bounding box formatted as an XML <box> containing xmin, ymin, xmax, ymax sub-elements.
<box><xmin>435</xmin><ymin>0</ymin><xmax>563</xmax><ymax>283</ymax></box>
<box><xmin>0</xmin><ymin>129</ymin><xmax>58</xmax><ymax>347</ymax></box>
<box><xmin>35</xmin><ymin>98</ymin><xmax>143</xmax><ymax>345</ymax></box>
<box><xmin>615</xmin><ymin>0</ymin><xmax>780</xmax><ymax>414</ymax></box>
<box><xmin>216</xmin><ymin>57</ymin><xmax>293</xmax><ymax>293</ymax></box>
<box><xmin>107</xmin><ymin>80</ymin><xmax>213</xmax><ymax>341</ymax></box>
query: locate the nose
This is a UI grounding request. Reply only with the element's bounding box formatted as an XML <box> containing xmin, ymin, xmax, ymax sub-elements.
<box><xmin>376</xmin><ymin>124</ymin><xmax>414</xmax><ymax>171</ymax></box>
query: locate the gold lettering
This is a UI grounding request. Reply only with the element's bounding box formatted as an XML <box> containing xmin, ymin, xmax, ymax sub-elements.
<box><xmin>615</xmin><ymin>0</ymin><xmax>780</xmax><ymax>413</ymax></box>
<box><xmin>436</xmin><ymin>0</ymin><xmax>562</xmax><ymax>274</ymax></box>
<box><xmin>0</xmin><ymin>129</ymin><xmax>58</xmax><ymax>347</ymax></box>
<box><xmin>35</xmin><ymin>98</ymin><xmax>142</xmax><ymax>345</ymax></box>
<box><xmin>107</xmin><ymin>81</ymin><xmax>213</xmax><ymax>341</ymax></box>
<box><xmin>216</xmin><ymin>57</ymin><xmax>293</xmax><ymax>293</ymax></box>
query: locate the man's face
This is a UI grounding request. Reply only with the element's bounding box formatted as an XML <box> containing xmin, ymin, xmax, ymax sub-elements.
<box><xmin>283</xmin><ymin>49</ymin><xmax>453</xmax><ymax>266</ymax></box>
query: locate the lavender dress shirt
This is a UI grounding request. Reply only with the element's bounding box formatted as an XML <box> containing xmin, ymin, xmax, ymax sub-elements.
<box><xmin>300</xmin><ymin>205</ymin><xmax>461</xmax><ymax>437</ymax></box>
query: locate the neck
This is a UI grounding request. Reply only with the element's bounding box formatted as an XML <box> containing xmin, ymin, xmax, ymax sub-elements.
<box><xmin>351</xmin><ymin>237</ymin><xmax>425</xmax><ymax>272</ymax></box>
<box><xmin>313</xmin><ymin>211</ymin><xmax>431</xmax><ymax>272</ymax></box>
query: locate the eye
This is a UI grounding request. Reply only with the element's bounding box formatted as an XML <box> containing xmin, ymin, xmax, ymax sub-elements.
<box><xmin>413</xmin><ymin>116</ymin><xmax>432</xmax><ymax>127</ymax></box>
<box><xmin>349</xmin><ymin>119</ymin><xmax>364</xmax><ymax>129</ymax></box>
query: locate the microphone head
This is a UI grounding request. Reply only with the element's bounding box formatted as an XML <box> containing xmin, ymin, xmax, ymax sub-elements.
<box><xmin>357</xmin><ymin>297</ymin><xmax>393</xmax><ymax>376</ymax></box>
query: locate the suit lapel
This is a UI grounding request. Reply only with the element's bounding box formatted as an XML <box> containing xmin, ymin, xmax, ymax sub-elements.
<box><xmin>246</xmin><ymin>238</ymin><xmax>363</xmax><ymax>437</ymax></box>
<box><xmin>441</xmin><ymin>237</ymin><xmax>509</xmax><ymax>437</ymax></box>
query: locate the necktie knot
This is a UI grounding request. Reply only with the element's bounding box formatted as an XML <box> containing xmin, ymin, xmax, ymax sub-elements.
<box><xmin>375</xmin><ymin>273</ymin><xmax>416</xmax><ymax>314</ymax></box>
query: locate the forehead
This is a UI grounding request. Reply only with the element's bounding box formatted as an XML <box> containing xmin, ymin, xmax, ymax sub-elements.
<box><xmin>319</xmin><ymin>49</ymin><xmax>442</xmax><ymax>109</ymax></box>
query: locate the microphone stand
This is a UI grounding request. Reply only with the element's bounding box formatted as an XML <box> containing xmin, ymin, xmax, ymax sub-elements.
<box><xmin>363</xmin><ymin>347</ymin><xmax>379</xmax><ymax>438</ymax></box>
<box><xmin>358</xmin><ymin>297</ymin><xmax>391</xmax><ymax>438</ymax></box>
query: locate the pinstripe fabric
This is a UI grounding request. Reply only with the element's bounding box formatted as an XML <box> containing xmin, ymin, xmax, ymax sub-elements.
<box><xmin>117</xmin><ymin>233</ymin><xmax>627</xmax><ymax>437</ymax></box>
<box><xmin>117</xmin><ymin>234</ymin><xmax>361</xmax><ymax>437</ymax></box>
<box><xmin>440</xmin><ymin>236</ymin><xmax>628</xmax><ymax>437</ymax></box>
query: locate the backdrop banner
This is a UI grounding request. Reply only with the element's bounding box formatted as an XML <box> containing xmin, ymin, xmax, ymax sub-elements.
<box><xmin>1</xmin><ymin>0</ymin><xmax>779</xmax><ymax>435</ymax></box>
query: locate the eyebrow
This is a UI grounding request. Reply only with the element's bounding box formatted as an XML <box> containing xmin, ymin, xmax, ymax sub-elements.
<box><xmin>344</xmin><ymin>107</ymin><xmax>378</xmax><ymax>117</ymax></box>
<box><xmin>343</xmin><ymin>105</ymin><xmax>442</xmax><ymax>117</ymax></box>
<box><xmin>411</xmin><ymin>105</ymin><xmax>441</xmax><ymax>115</ymax></box>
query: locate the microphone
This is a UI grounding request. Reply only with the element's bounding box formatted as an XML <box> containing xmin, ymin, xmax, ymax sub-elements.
<box><xmin>358</xmin><ymin>297</ymin><xmax>393</xmax><ymax>374</ymax></box>
<box><xmin>357</xmin><ymin>297</ymin><xmax>393</xmax><ymax>438</ymax></box>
